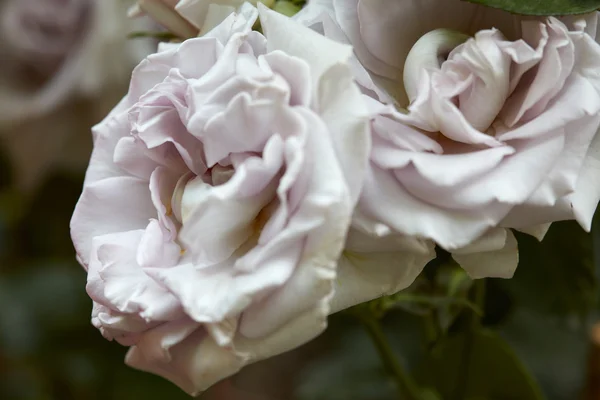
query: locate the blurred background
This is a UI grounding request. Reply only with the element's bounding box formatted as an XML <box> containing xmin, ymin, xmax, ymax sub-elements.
<box><xmin>1</xmin><ymin>1</ymin><xmax>600</xmax><ymax>399</ymax></box>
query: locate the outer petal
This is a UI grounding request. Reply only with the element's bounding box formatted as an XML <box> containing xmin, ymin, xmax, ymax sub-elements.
<box><xmin>92</xmin><ymin>302</ymin><xmax>157</xmax><ymax>345</ymax></box>
<box><xmin>83</xmin><ymin>101</ymin><xmax>134</xmax><ymax>185</ymax></box>
<box><xmin>519</xmin><ymin>114</ymin><xmax>600</xmax><ymax>208</ymax></box>
<box><xmin>318</xmin><ymin>63</ymin><xmax>370</xmax><ymax>206</ymax></box>
<box><xmin>517</xmin><ymin>223</ymin><xmax>551</xmax><ymax>241</ymax></box>
<box><xmin>127</xmin><ymin>295</ymin><xmax>333</xmax><ymax>395</ymax></box>
<box><xmin>71</xmin><ymin>176</ymin><xmax>155</xmax><ymax>267</ymax></box>
<box><xmin>397</xmin><ymin>131</ymin><xmax>565</xmax><ymax>210</ymax></box>
<box><xmin>93</xmin><ymin>229</ymin><xmax>183</xmax><ymax>320</ymax></box>
<box><xmin>124</xmin><ymin>320</ymin><xmax>233</xmax><ymax>395</ymax></box>
<box><xmin>564</xmin><ymin>124</ymin><xmax>600</xmax><ymax>231</ymax></box>
<box><xmin>501</xmin><ymin>116</ymin><xmax>600</xmax><ymax>229</ymax></box>
<box><xmin>358</xmin><ymin>165</ymin><xmax>511</xmax><ymax>250</ymax></box>
<box><xmin>329</xmin><ymin>228</ymin><xmax>435</xmax><ymax>313</ymax></box>
<box><xmin>453</xmin><ymin>229</ymin><xmax>519</xmax><ymax>279</ymax></box>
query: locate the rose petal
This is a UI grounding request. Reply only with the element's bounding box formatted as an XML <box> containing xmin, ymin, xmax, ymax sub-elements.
<box><xmin>259</xmin><ymin>3</ymin><xmax>353</xmax><ymax>95</ymax></box>
<box><xmin>71</xmin><ymin>176</ymin><xmax>156</xmax><ymax>267</ymax></box>
<box><xmin>453</xmin><ymin>229</ymin><xmax>518</xmax><ymax>279</ymax></box>
<box><xmin>329</xmin><ymin>228</ymin><xmax>435</xmax><ymax>313</ymax></box>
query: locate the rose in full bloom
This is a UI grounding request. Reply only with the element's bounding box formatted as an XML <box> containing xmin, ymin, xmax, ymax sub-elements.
<box><xmin>71</xmin><ymin>4</ymin><xmax>431</xmax><ymax>393</ymax></box>
<box><xmin>128</xmin><ymin>0</ymin><xmax>273</xmax><ymax>38</ymax></box>
<box><xmin>0</xmin><ymin>0</ymin><xmax>155</xmax><ymax>123</ymax></box>
<box><xmin>296</xmin><ymin>0</ymin><xmax>600</xmax><ymax>278</ymax></box>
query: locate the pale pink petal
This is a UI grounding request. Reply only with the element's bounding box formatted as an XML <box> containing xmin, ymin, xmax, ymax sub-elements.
<box><xmin>125</xmin><ymin>320</ymin><xmax>242</xmax><ymax>396</ymax></box>
<box><xmin>202</xmin><ymin>2</ymin><xmax>259</xmax><ymax>42</ymax></box>
<box><xmin>237</xmin><ymin>108</ymin><xmax>351</xmax><ymax>337</ymax></box>
<box><xmin>318</xmin><ymin>64</ymin><xmax>370</xmax><ymax>206</ymax></box>
<box><xmin>84</xmin><ymin>102</ymin><xmax>135</xmax><ymax>185</ymax></box>
<box><xmin>502</xmin><ymin>19</ymin><xmax>574</xmax><ymax>126</ymax></box>
<box><xmin>71</xmin><ymin>177</ymin><xmax>155</xmax><ymax>267</ymax></box>
<box><xmin>453</xmin><ymin>229</ymin><xmax>518</xmax><ymax>279</ymax></box>
<box><xmin>137</xmin><ymin>219</ymin><xmax>182</xmax><ymax>269</ymax></box>
<box><xmin>333</xmin><ymin>0</ymin><xmax>399</xmax><ymax>79</ymax></box>
<box><xmin>263</xmin><ymin>51</ymin><xmax>312</xmax><ymax>106</ymax></box>
<box><xmin>516</xmin><ymin>223</ymin><xmax>552</xmax><ymax>241</ymax></box>
<box><xmin>329</xmin><ymin>229</ymin><xmax>435</xmax><ymax>313</ymax></box>
<box><xmin>355</xmin><ymin>0</ymin><xmax>519</xmax><ymax>82</ymax></box>
<box><xmin>399</xmin><ymin>70</ymin><xmax>504</xmax><ymax>147</ymax></box>
<box><xmin>520</xmin><ymin>114</ymin><xmax>600</xmax><ymax>207</ymax></box>
<box><xmin>200</xmin><ymin>90</ymin><xmax>290</xmax><ymax>166</ymax></box>
<box><xmin>128</xmin><ymin>304</ymin><xmax>330</xmax><ymax>396</ymax></box>
<box><xmin>95</xmin><ymin>230</ymin><xmax>183</xmax><ymax>320</ymax></box>
<box><xmin>563</xmin><ymin>125</ymin><xmax>600</xmax><ymax>231</ymax></box>
<box><xmin>397</xmin><ymin>132</ymin><xmax>565</xmax><ymax>210</ymax></box>
<box><xmin>113</xmin><ymin>137</ymin><xmax>160</xmax><ymax>180</ymax></box>
<box><xmin>359</xmin><ymin>165</ymin><xmax>512</xmax><ymax>250</ymax></box>
<box><xmin>179</xmin><ymin>136</ymin><xmax>283</xmax><ymax>265</ymax></box>
<box><xmin>372</xmin><ymin>144</ymin><xmax>515</xmax><ymax>187</ymax></box>
<box><xmin>148</xmin><ymin>262</ymin><xmax>248</xmax><ymax>322</ymax></box>
<box><xmin>92</xmin><ymin>302</ymin><xmax>157</xmax><ymax>345</ymax></box>
<box><xmin>259</xmin><ymin>4</ymin><xmax>353</xmax><ymax>94</ymax></box>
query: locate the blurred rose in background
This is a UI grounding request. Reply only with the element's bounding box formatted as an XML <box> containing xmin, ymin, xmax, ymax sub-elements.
<box><xmin>0</xmin><ymin>0</ymin><xmax>155</xmax><ymax>190</ymax></box>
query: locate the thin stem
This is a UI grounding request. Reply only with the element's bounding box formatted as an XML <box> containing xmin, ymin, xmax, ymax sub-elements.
<box><xmin>127</xmin><ymin>31</ymin><xmax>179</xmax><ymax>40</ymax></box>
<box><xmin>472</xmin><ymin>278</ymin><xmax>486</xmax><ymax>328</ymax></box>
<box><xmin>452</xmin><ymin>278</ymin><xmax>486</xmax><ymax>400</ymax></box>
<box><xmin>359</xmin><ymin>311</ymin><xmax>422</xmax><ymax>400</ymax></box>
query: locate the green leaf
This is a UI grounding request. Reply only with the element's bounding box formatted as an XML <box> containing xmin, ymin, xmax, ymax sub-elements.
<box><xmin>463</xmin><ymin>0</ymin><xmax>600</xmax><ymax>15</ymax></box>
<box><xmin>500</xmin><ymin>308</ymin><xmax>590</xmax><ymax>399</ymax></box>
<box><xmin>416</xmin><ymin>329</ymin><xmax>544</xmax><ymax>400</ymax></box>
<box><xmin>509</xmin><ymin>221</ymin><xmax>597</xmax><ymax>319</ymax></box>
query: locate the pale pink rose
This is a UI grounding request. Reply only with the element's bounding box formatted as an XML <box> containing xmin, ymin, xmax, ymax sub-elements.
<box><xmin>128</xmin><ymin>0</ymin><xmax>273</xmax><ymax>38</ymax></box>
<box><xmin>0</xmin><ymin>0</ymin><xmax>155</xmax><ymax>123</ymax></box>
<box><xmin>296</xmin><ymin>0</ymin><xmax>600</xmax><ymax>279</ymax></box>
<box><xmin>1</xmin><ymin>0</ymin><xmax>90</xmax><ymax>77</ymax></box>
<box><xmin>72</xmin><ymin>5</ymin><xmax>427</xmax><ymax>394</ymax></box>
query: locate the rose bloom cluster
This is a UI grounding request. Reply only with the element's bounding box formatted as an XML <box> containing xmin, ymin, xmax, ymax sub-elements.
<box><xmin>70</xmin><ymin>0</ymin><xmax>600</xmax><ymax>394</ymax></box>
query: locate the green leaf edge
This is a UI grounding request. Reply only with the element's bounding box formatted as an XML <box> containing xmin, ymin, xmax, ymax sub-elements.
<box><xmin>462</xmin><ymin>0</ymin><xmax>600</xmax><ymax>16</ymax></box>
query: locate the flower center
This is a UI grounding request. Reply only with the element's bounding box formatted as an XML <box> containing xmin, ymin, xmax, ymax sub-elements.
<box><xmin>403</xmin><ymin>29</ymin><xmax>470</xmax><ymax>103</ymax></box>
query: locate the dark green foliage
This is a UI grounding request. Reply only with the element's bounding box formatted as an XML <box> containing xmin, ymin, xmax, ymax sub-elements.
<box><xmin>463</xmin><ymin>0</ymin><xmax>600</xmax><ymax>15</ymax></box>
<box><xmin>510</xmin><ymin>222</ymin><xmax>597</xmax><ymax>320</ymax></box>
<box><xmin>416</xmin><ymin>329</ymin><xmax>544</xmax><ymax>400</ymax></box>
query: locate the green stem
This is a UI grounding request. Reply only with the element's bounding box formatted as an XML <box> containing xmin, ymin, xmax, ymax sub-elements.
<box><xmin>452</xmin><ymin>279</ymin><xmax>486</xmax><ymax>400</ymax></box>
<box><xmin>359</xmin><ymin>312</ymin><xmax>422</xmax><ymax>400</ymax></box>
<box><xmin>472</xmin><ymin>278</ymin><xmax>486</xmax><ymax>327</ymax></box>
